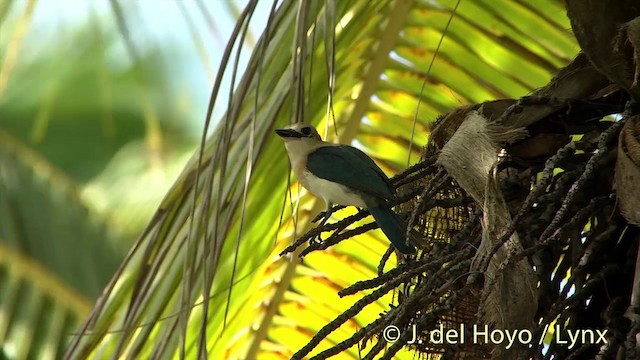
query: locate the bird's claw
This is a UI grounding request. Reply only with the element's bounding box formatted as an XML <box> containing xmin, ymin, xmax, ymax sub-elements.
<box><xmin>311</xmin><ymin>211</ymin><xmax>327</xmax><ymax>223</ymax></box>
<box><xmin>309</xmin><ymin>234</ymin><xmax>323</xmax><ymax>246</ymax></box>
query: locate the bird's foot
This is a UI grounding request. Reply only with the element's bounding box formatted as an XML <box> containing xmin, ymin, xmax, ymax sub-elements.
<box><xmin>309</xmin><ymin>234</ymin><xmax>324</xmax><ymax>246</ymax></box>
<box><xmin>311</xmin><ymin>211</ymin><xmax>327</xmax><ymax>223</ymax></box>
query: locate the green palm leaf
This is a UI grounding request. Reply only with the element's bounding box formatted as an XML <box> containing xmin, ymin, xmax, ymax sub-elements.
<box><xmin>0</xmin><ymin>130</ymin><xmax>123</xmax><ymax>359</ymax></box>
<box><xmin>0</xmin><ymin>3</ymin><xmax>203</xmax><ymax>359</ymax></box>
<box><xmin>66</xmin><ymin>0</ymin><xmax>578</xmax><ymax>358</ymax></box>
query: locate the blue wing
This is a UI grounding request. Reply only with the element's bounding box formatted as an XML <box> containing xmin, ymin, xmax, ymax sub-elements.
<box><xmin>306</xmin><ymin>145</ymin><xmax>394</xmax><ymax>200</ymax></box>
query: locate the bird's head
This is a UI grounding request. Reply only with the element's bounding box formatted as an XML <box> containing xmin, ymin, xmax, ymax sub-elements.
<box><xmin>274</xmin><ymin>123</ymin><xmax>322</xmax><ymax>142</ymax></box>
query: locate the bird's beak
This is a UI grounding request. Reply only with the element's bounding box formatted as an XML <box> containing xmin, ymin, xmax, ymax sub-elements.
<box><xmin>275</xmin><ymin>128</ymin><xmax>304</xmax><ymax>138</ymax></box>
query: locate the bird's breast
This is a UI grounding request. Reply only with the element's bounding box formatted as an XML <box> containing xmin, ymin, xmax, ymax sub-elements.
<box><xmin>286</xmin><ymin>149</ymin><xmax>367</xmax><ymax>207</ymax></box>
<box><xmin>298</xmin><ymin>168</ymin><xmax>367</xmax><ymax>208</ymax></box>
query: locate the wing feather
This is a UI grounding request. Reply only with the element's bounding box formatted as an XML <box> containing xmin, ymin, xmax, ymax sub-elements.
<box><xmin>306</xmin><ymin>145</ymin><xmax>394</xmax><ymax>200</ymax></box>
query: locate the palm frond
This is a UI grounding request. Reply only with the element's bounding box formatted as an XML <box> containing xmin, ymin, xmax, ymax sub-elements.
<box><xmin>64</xmin><ymin>0</ymin><xmax>588</xmax><ymax>359</ymax></box>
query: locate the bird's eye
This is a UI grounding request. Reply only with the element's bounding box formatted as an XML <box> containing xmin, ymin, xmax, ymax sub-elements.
<box><xmin>301</xmin><ymin>126</ymin><xmax>312</xmax><ymax>136</ymax></box>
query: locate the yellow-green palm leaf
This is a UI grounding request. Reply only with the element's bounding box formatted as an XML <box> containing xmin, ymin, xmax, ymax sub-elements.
<box><xmin>65</xmin><ymin>0</ymin><xmax>578</xmax><ymax>359</ymax></box>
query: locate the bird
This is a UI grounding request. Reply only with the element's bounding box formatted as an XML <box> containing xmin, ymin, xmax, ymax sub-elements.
<box><xmin>275</xmin><ymin>123</ymin><xmax>417</xmax><ymax>254</ymax></box>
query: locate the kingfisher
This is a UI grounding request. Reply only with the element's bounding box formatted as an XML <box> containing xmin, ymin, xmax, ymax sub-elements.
<box><xmin>275</xmin><ymin>123</ymin><xmax>417</xmax><ymax>254</ymax></box>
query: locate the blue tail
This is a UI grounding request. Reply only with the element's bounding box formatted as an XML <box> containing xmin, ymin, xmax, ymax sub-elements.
<box><xmin>368</xmin><ymin>206</ymin><xmax>416</xmax><ymax>254</ymax></box>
